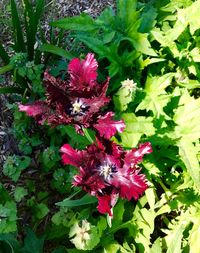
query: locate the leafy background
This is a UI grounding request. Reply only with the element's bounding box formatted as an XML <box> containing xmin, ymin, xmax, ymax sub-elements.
<box><xmin>0</xmin><ymin>0</ymin><xmax>200</xmax><ymax>252</ymax></box>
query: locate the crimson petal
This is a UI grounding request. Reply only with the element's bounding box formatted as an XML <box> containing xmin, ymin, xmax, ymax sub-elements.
<box><xmin>124</xmin><ymin>142</ymin><xmax>152</xmax><ymax>168</ymax></box>
<box><xmin>113</xmin><ymin>169</ymin><xmax>148</xmax><ymax>200</ymax></box>
<box><xmin>68</xmin><ymin>53</ymin><xmax>98</xmax><ymax>90</ymax></box>
<box><xmin>94</xmin><ymin>112</ymin><xmax>125</xmax><ymax>139</ymax></box>
<box><xmin>60</xmin><ymin>144</ymin><xmax>84</xmax><ymax>167</ymax></box>
<box><xmin>97</xmin><ymin>195</ymin><xmax>112</xmax><ymax>216</ymax></box>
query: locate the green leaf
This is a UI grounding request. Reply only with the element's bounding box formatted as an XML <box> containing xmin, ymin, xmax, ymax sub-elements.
<box><xmin>3</xmin><ymin>156</ymin><xmax>31</xmax><ymax>182</ymax></box>
<box><xmin>33</xmin><ymin>203</ymin><xmax>49</xmax><ymax>220</ymax></box>
<box><xmin>21</xmin><ymin>228</ymin><xmax>45</xmax><ymax>253</ymax></box>
<box><xmin>52</xmin><ymin>247</ymin><xmax>66</xmax><ymax>253</ymax></box>
<box><xmin>59</xmin><ymin>125</ymin><xmax>92</xmax><ymax>149</ymax></box>
<box><xmin>39</xmin><ymin>44</ymin><xmax>74</xmax><ymax>60</ymax></box>
<box><xmin>186</xmin><ymin>0</ymin><xmax>200</xmax><ymax>35</ymax></box>
<box><xmin>117</xmin><ymin>0</ymin><xmax>137</xmax><ymax>29</ymax></box>
<box><xmin>0</xmin><ymin>201</ymin><xmax>17</xmax><ymax>233</ymax></box>
<box><xmin>130</xmin><ymin>33</ymin><xmax>157</xmax><ymax>56</ymax></box>
<box><xmin>164</xmin><ymin>222</ymin><xmax>187</xmax><ymax>253</ymax></box>
<box><xmin>0</xmin><ymin>234</ymin><xmax>20</xmax><ymax>253</ymax></box>
<box><xmin>150</xmin><ymin>238</ymin><xmax>162</xmax><ymax>253</ymax></box>
<box><xmin>41</xmin><ymin>146</ymin><xmax>60</xmax><ymax>171</ymax></box>
<box><xmin>136</xmin><ymin>73</ymin><xmax>174</xmax><ymax>118</ymax></box>
<box><xmin>173</xmin><ymin>90</ymin><xmax>200</xmax><ymax>141</ymax></box>
<box><xmin>145</xmin><ymin>188</ymin><xmax>156</xmax><ymax>210</ymax></box>
<box><xmin>119</xmin><ymin>113</ymin><xmax>155</xmax><ymax>147</ymax></box>
<box><xmin>189</xmin><ymin>222</ymin><xmax>200</xmax><ymax>253</ymax></box>
<box><xmin>56</xmin><ymin>194</ymin><xmax>97</xmax><ymax>207</ymax></box>
<box><xmin>139</xmin><ymin>5</ymin><xmax>157</xmax><ymax>33</ymax></box>
<box><xmin>178</xmin><ymin>140</ymin><xmax>200</xmax><ymax>190</ymax></box>
<box><xmin>76</xmin><ymin>34</ymin><xmax>108</xmax><ymax>56</ymax></box>
<box><xmin>14</xmin><ymin>187</ymin><xmax>28</xmax><ymax>202</ymax></box>
<box><xmin>51</xmin><ymin>14</ymin><xmax>96</xmax><ymax>31</ymax></box>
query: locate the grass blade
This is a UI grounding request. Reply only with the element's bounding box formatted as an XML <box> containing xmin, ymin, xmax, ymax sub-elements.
<box><xmin>0</xmin><ymin>86</ymin><xmax>24</xmax><ymax>94</ymax></box>
<box><xmin>24</xmin><ymin>0</ymin><xmax>36</xmax><ymax>60</ymax></box>
<box><xmin>0</xmin><ymin>43</ymin><xmax>10</xmax><ymax>64</ymax></box>
<box><xmin>0</xmin><ymin>64</ymin><xmax>13</xmax><ymax>74</ymax></box>
<box><xmin>10</xmin><ymin>0</ymin><xmax>26</xmax><ymax>52</ymax></box>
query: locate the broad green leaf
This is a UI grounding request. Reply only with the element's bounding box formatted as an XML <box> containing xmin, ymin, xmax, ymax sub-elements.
<box><xmin>56</xmin><ymin>194</ymin><xmax>97</xmax><ymax>207</ymax></box>
<box><xmin>14</xmin><ymin>187</ymin><xmax>28</xmax><ymax>202</ymax></box>
<box><xmin>139</xmin><ymin>5</ymin><xmax>157</xmax><ymax>33</ymax></box>
<box><xmin>35</xmin><ymin>0</ymin><xmax>45</xmax><ymax>27</ymax></box>
<box><xmin>0</xmin><ymin>201</ymin><xmax>17</xmax><ymax>233</ymax></box>
<box><xmin>21</xmin><ymin>228</ymin><xmax>45</xmax><ymax>253</ymax></box>
<box><xmin>189</xmin><ymin>222</ymin><xmax>200</xmax><ymax>253</ymax></box>
<box><xmin>145</xmin><ymin>188</ymin><xmax>156</xmax><ymax>210</ymax></box>
<box><xmin>173</xmin><ymin>90</ymin><xmax>200</xmax><ymax>141</ymax></box>
<box><xmin>96</xmin><ymin>7</ymin><xmax>115</xmax><ymax>29</ymax></box>
<box><xmin>186</xmin><ymin>0</ymin><xmax>200</xmax><ymax>35</ymax></box>
<box><xmin>51</xmin><ymin>14</ymin><xmax>96</xmax><ymax>31</ymax></box>
<box><xmin>131</xmin><ymin>33</ymin><xmax>157</xmax><ymax>56</ymax></box>
<box><xmin>33</xmin><ymin>203</ymin><xmax>49</xmax><ymax>220</ymax></box>
<box><xmin>0</xmin><ymin>233</ymin><xmax>20</xmax><ymax>253</ymax></box>
<box><xmin>165</xmin><ymin>8</ymin><xmax>187</xmax><ymax>42</ymax></box>
<box><xmin>59</xmin><ymin>125</ymin><xmax>93</xmax><ymax>149</ymax></box>
<box><xmin>151</xmin><ymin>30</ymin><xmax>180</xmax><ymax>58</ymax></box>
<box><xmin>39</xmin><ymin>44</ymin><xmax>74</xmax><ymax>60</ymax></box>
<box><xmin>52</xmin><ymin>247</ymin><xmax>66</xmax><ymax>253</ymax></box>
<box><xmin>164</xmin><ymin>221</ymin><xmax>187</xmax><ymax>253</ymax></box>
<box><xmin>3</xmin><ymin>156</ymin><xmax>31</xmax><ymax>182</ymax></box>
<box><xmin>122</xmin><ymin>113</ymin><xmax>155</xmax><ymax>135</ymax></box>
<box><xmin>119</xmin><ymin>113</ymin><xmax>155</xmax><ymax>147</ymax></box>
<box><xmin>76</xmin><ymin>34</ymin><xmax>108</xmax><ymax>56</ymax></box>
<box><xmin>150</xmin><ymin>238</ymin><xmax>162</xmax><ymax>253</ymax></box>
<box><xmin>136</xmin><ymin>73</ymin><xmax>174</xmax><ymax>118</ymax></box>
<box><xmin>117</xmin><ymin>0</ymin><xmax>137</xmax><ymax>30</ymax></box>
<box><xmin>178</xmin><ymin>140</ymin><xmax>200</xmax><ymax>190</ymax></box>
<box><xmin>141</xmin><ymin>57</ymin><xmax>166</xmax><ymax>69</ymax></box>
<box><xmin>104</xmin><ymin>243</ymin><xmax>120</xmax><ymax>253</ymax></box>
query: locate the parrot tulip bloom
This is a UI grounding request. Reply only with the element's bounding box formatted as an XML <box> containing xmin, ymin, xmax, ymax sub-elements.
<box><xmin>60</xmin><ymin>139</ymin><xmax>152</xmax><ymax>216</ymax></box>
<box><xmin>19</xmin><ymin>53</ymin><xmax>125</xmax><ymax>138</ymax></box>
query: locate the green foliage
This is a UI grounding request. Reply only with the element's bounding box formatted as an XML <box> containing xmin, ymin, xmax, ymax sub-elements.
<box><xmin>51</xmin><ymin>0</ymin><xmax>157</xmax><ymax>80</ymax></box>
<box><xmin>2</xmin><ymin>0</ymin><xmax>200</xmax><ymax>252</ymax></box>
<box><xmin>14</xmin><ymin>187</ymin><xmax>28</xmax><ymax>202</ymax></box>
<box><xmin>3</xmin><ymin>155</ymin><xmax>31</xmax><ymax>182</ymax></box>
<box><xmin>20</xmin><ymin>228</ymin><xmax>45</xmax><ymax>253</ymax></box>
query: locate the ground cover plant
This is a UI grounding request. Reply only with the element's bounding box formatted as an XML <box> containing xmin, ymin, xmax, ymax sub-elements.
<box><xmin>1</xmin><ymin>0</ymin><xmax>200</xmax><ymax>252</ymax></box>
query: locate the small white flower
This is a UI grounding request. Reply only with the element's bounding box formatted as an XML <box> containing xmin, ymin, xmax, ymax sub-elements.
<box><xmin>121</xmin><ymin>78</ymin><xmax>137</xmax><ymax>92</ymax></box>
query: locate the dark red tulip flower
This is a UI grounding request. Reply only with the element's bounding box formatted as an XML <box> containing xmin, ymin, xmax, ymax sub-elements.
<box><xmin>19</xmin><ymin>53</ymin><xmax>125</xmax><ymax>137</ymax></box>
<box><xmin>60</xmin><ymin>139</ymin><xmax>152</xmax><ymax>216</ymax></box>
